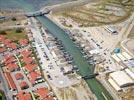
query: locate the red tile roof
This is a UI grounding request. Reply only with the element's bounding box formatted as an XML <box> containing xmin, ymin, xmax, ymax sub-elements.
<box><xmin>35</xmin><ymin>87</ymin><xmax>49</xmax><ymax>99</ymax></box>
<box><xmin>24</xmin><ymin>93</ymin><xmax>32</xmax><ymax>100</ymax></box>
<box><xmin>3</xmin><ymin>55</ymin><xmax>13</xmax><ymax>61</ymax></box>
<box><xmin>44</xmin><ymin>96</ymin><xmax>54</xmax><ymax>100</ymax></box>
<box><xmin>19</xmin><ymin>39</ymin><xmax>28</xmax><ymax>46</ymax></box>
<box><xmin>6</xmin><ymin>63</ymin><xmax>18</xmax><ymax>72</ymax></box>
<box><xmin>4</xmin><ymin>59</ymin><xmax>16</xmax><ymax>65</ymax></box>
<box><xmin>24</xmin><ymin>64</ymin><xmax>37</xmax><ymax>72</ymax></box>
<box><xmin>22</xmin><ymin>57</ymin><xmax>33</xmax><ymax>64</ymax></box>
<box><xmin>4</xmin><ymin>39</ymin><xmax>11</xmax><ymax>45</ymax></box>
<box><xmin>17</xmin><ymin>91</ymin><xmax>32</xmax><ymax>100</ymax></box>
<box><xmin>28</xmin><ymin>71</ymin><xmax>41</xmax><ymax>84</ymax></box>
<box><xmin>9</xmin><ymin>43</ymin><xmax>17</xmax><ymax>49</ymax></box>
<box><xmin>20</xmin><ymin>81</ymin><xmax>29</xmax><ymax>89</ymax></box>
<box><xmin>21</xmin><ymin>50</ymin><xmax>32</xmax><ymax>57</ymax></box>
<box><xmin>4</xmin><ymin>72</ymin><xmax>17</xmax><ymax>90</ymax></box>
<box><xmin>15</xmin><ymin>73</ymin><xmax>24</xmax><ymax>80</ymax></box>
<box><xmin>0</xmin><ymin>47</ymin><xmax>6</xmax><ymax>53</ymax></box>
<box><xmin>0</xmin><ymin>35</ymin><xmax>5</xmax><ymax>42</ymax></box>
<box><xmin>2</xmin><ymin>55</ymin><xmax>16</xmax><ymax>65</ymax></box>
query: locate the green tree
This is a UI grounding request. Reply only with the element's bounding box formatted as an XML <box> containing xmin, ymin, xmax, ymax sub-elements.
<box><xmin>0</xmin><ymin>30</ymin><xmax>6</xmax><ymax>35</ymax></box>
<box><xmin>16</xmin><ymin>28</ymin><xmax>22</xmax><ymax>33</ymax></box>
<box><xmin>11</xmin><ymin>17</ymin><xmax>16</xmax><ymax>21</ymax></box>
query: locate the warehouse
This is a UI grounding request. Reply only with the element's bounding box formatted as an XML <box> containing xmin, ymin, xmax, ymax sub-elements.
<box><xmin>111</xmin><ymin>54</ymin><xmax>121</xmax><ymax>62</ymax></box>
<box><xmin>109</xmin><ymin>71</ymin><xmax>134</xmax><ymax>88</ymax></box>
<box><xmin>108</xmin><ymin>78</ymin><xmax>121</xmax><ymax>91</ymax></box>
<box><xmin>125</xmin><ymin>68</ymin><xmax>134</xmax><ymax>80</ymax></box>
<box><xmin>122</xmin><ymin>52</ymin><xmax>132</xmax><ymax>60</ymax></box>
<box><xmin>117</xmin><ymin>53</ymin><xmax>127</xmax><ymax>61</ymax></box>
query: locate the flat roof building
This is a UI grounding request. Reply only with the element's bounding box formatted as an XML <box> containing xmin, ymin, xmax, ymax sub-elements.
<box><xmin>117</xmin><ymin>53</ymin><xmax>127</xmax><ymax>61</ymax></box>
<box><xmin>122</xmin><ymin>52</ymin><xmax>132</xmax><ymax>60</ymax></box>
<box><xmin>109</xmin><ymin>71</ymin><xmax>134</xmax><ymax>88</ymax></box>
<box><xmin>111</xmin><ymin>54</ymin><xmax>121</xmax><ymax>62</ymax></box>
<box><xmin>125</xmin><ymin>68</ymin><xmax>134</xmax><ymax>80</ymax></box>
<box><xmin>108</xmin><ymin>78</ymin><xmax>121</xmax><ymax>92</ymax></box>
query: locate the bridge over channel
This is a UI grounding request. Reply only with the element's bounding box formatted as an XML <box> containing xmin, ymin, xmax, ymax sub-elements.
<box><xmin>25</xmin><ymin>8</ymin><xmax>51</xmax><ymax>17</ymax></box>
<box><xmin>82</xmin><ymin>73</ymin><xmax>99</xmax><ymax>80</ymax></box>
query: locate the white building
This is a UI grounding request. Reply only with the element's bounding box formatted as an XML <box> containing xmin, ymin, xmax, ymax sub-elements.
<box><xmin>109</xmin><ymin>71</ymin><xmax>134</xmax><ymax>88</ymax></box>
<box><xmin>89</xmin><ymin>49</ymin><xmax>100</xmax><ymax>55</ymax></box>
<box><xmin>122</xmin><ymin>52</ymin><xmax>132</xmax><ymax>60</ymax></box>
<box><xmin>63</xmin><ymin>66</ymin><xmax>73</xmax><ymax>74</ymax></box>
<box><xmin>125</xmin><ymin>68</ymin><xmax>134</xmax><ymax>80</ymax></box>
<box><xmin>117</xmin><ymin>53</ymin><xmax>127</xmax><ymax>61</ymax></box>
<box><xmin>108</xmin><ymin>78</ymin><xmax>121</xmax><ymax>92</ymax></box>
<box><xmin>111</xmin><ymin>54</ymin><xmax>121</xmax><ymax>62</ymax></box>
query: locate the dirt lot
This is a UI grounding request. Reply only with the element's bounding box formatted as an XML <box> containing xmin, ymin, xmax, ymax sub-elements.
<box><xmin>119</xmin><ymin>88</ymin><xmax>134</xmax><ymax>100</ymax></box>
<box><xmin>52</xmin><ymin>0</ymin><xmax>134</xmax><ymax>27</ymax></box>
<box><xmin>57</xmin><ymin>80</ymin><xmax>95</xmax><ymax>100</ymax></box>
<box><xmin>0</xmin><ymin>9</ymin><xmax>26</xmax><ymax>28</ymax></box>
<box><xmin>128</xmin><ymin>26</ymin><xmax>134</xmax><ymax>38</ymax></box>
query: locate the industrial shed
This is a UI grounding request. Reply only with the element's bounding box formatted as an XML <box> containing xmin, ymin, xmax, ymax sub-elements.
<box><xmin>117</xmin><ymin>53</ymin><xmax>127</xmax><ymax>61</ymax></box>
<box><xmin>122</xmin><ymin>52</ymin><xmax>132</xmax><ymax>60</ymax></box>
<box><xmin>109</xmin><ymin>71</ymin><xmax>134</xmax><ymax>88</ymax></box>
<box><xmin>111</xmin><ymin>54</ymin><xmax>121</xmax><ymax>62</ymax></box>
<box><xmin>125</xmin><ymin>68</ymin><xmax>134</xmax><ymax>80</ymax></box>
<box><xmin>108</xmin><ymin>78</ymin><xmax>121</xmax><ymax>91</ymax></box>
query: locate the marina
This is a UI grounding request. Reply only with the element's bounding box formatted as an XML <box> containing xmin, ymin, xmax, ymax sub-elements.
<box><xmin>0</xmin><ymin>0</ymin><xmax>115</xmax><ymax>100</ymax></box>
<box><xmin>36</xmin><ymin>16</ymin><xmax>113</xmax><ymax>100</ymax></box>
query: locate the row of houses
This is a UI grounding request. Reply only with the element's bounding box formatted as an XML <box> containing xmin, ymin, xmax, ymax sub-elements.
<box><xmin>1</xmin><ymin>48</ymin><xmax>55</xmax><ymax>100</ymax></box>
<box><xmin>20</xmin><ymin>49</ymin><xmax>43</xmax><ymax>85</ymax></box>
<box><xmin>0</xmin><ymin>43</ymin><xmax>48</xmax><ymax>99</ymax></box>
<box><xmin>16</xmin><ymin>87</ymin><xmax>54</xmax><ymax>100</ymax></box>
<box><xmin>2</xmin><ymin>54</ymin><xmax>29</xmax><ymax>91</ymax></box>
<box><xmin>2</xmin><ymin>54</ymin><xmax>29</xmax><ymax>92</ymax></box>
<box><xmin>0</xmin><ymin>35</ymin><xmax>29</xmax><ymax>53</ymax></box>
